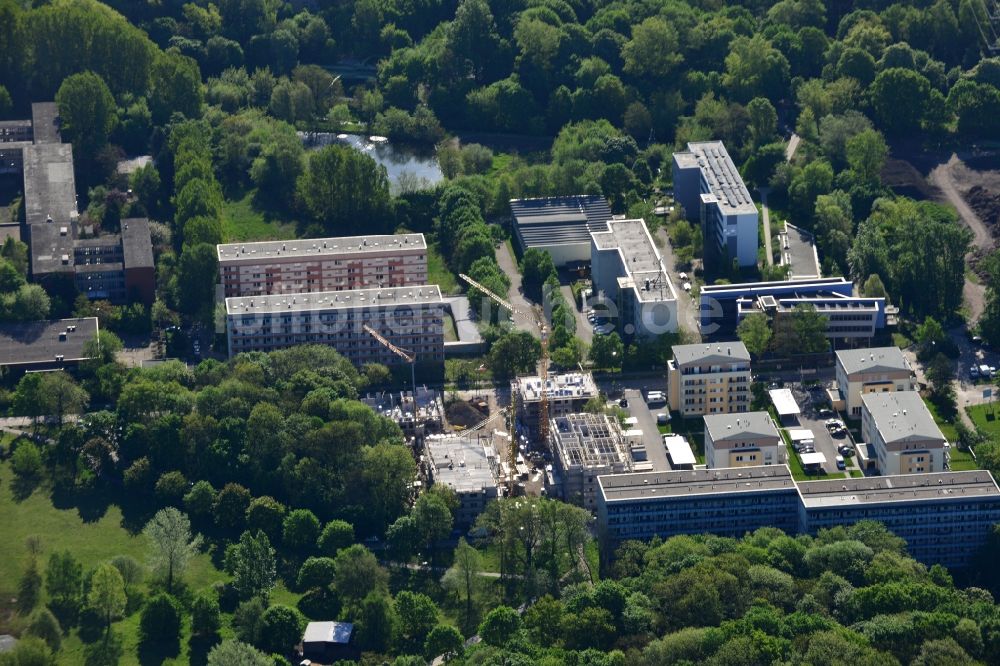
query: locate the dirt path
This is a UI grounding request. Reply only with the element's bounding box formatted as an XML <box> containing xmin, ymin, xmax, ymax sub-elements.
<box><xmin>495</xmin><ymin>242</ymin><xmax>540</xmax><ymax>337</ymax></box>
<box><xmin>785</xmin><ymin>133</ymin><xmax>801</xmax><ymax>161</ymax></box>
<box><xmin>759</xmin><ymin>187</ymin><xmax>774</xmax><ymax>267</ymax></box>
<box><xmin>928</xmin><ymin>154</ymin><xmax>994</xmax><ymax>251</ymax></box>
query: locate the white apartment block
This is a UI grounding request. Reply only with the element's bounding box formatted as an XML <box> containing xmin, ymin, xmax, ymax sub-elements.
<box><xmin>704</xmin><ymin>411</ymin><xmax>784</xmax><ymax>469</ymax></box>
<box><xmin>225</xmin><ymin>285</ymin><xmax>445</xmax><ymax>365</ymax></box>
<box><xmin>667</xmin><ymin>342</ymin><xmax>752</xmax><ymax>417</ymax></box>
<box><xmin>218</xmin><ymin>233</ymin><xmax>428</xmax><ymax>297</ymax></box>
<box><xmin>590</xmin><ymin>219</ymin><xmax>678</xmax><ymax>337</ymax></box>
<box><xmin>672</xmin><ymin>141</ymin><xmax>758</xmax><ymax>268</ymax></box>
<box><xmin>835</xmin><ymin>347</ymin><xmax>917</xmax><ymax>416</ymax></box>
<box><xmin>861</xmin><ymin>391</ymin><xmax>947</xmax><ymax>476</ymax></box>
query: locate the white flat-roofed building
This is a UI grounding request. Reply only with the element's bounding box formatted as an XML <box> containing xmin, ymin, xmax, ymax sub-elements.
<box><xmin>550</xmin><ymin>413</ymin><xmax>632</xmax><ymax>508</ymax></box>
<box><xmin>217</xmin><ymin>233</ymin><xmax>427</xmax><ymax>297</ymax></box>
<box><xmin>797</xmin><ymin>471</ymin><xmax>1000</xmax><ymax>568</ymax></box>
<box><xmin>513</xmin><ymin>372</ymin><xmax>599</xmax><ymax>436</ymax></box>
<box><xmin>667</xmin><ymin>342</ymin><xmax>751</xmax><ymax>416</ymax></box>
<box><xmin>225</xmin><ymin>285</ymin><xmax>444</xmax><ymax>365</ymax></box>
<box><xmin>836</xmin><ymin>346</ymin><xmax>916</xmax><ymax>416</ymax></box>
<box><xmin>663</xmin><ymin>434</ymin><xmax>696</xmax><ymax>469</ymax></box>
<box><xmin>861</xmin><ymin>391</ymin><xmax>946</xmax><ymax>476</ymax></box>
<box><xmin>704</xmin><ymin>411</ymin><xmax>784</xmax><ymax>469</ymax></box>
<box><xmin>672</xmin><ymin>141</ymin><xmax>758</xmax><ymax>268</ymax></box>
<box><xmin>423</xmin><ymin>431</ymin><xmax>502</xmax><ymax>527</ymax></box>
<box><xmin>590</xmin><ymin>219</ymin><xmax>678</xmax><ymax>337</ymax></box>
<box><xmin>597</xmin><ymin>466</ymin><xmax>800</xmax><ymax>545</ymax></box>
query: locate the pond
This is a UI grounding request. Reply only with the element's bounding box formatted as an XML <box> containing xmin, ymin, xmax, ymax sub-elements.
<box><xmin>299</xmin><ymin>131</ymin><xmax>443</xmax><ymax>193</ymax></box>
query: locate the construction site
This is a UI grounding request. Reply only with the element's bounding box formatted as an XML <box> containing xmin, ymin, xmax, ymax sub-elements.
<box><xmin>362</xmin><ymin>386</ymin><xmax>444</xmax><ymax>440</ymax></box>
<box><xmin>421</xmin><ymin>430</ymin><xmax>504</xmax><ymax>528</ymax></box>
<box><xmin>549</xmin><ymin>412</ymin><xmax>633</xmax><ymax>509</ymax></box>
<box><xmin>513</xmin><ymin>372</ymin><xmax>600</xmax><ymax>440</ymax></box>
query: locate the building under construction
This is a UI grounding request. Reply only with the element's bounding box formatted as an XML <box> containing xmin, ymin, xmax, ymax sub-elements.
<box><xmin>550</xmin><ymin>413</ymin><xmax>632</xmax><ymax>509</ymax></box>
<box><xmin>513</xmin><ymin>372</ymin><xmax>600</xmax><ymax>442</ymax></box>
<box><xmin>363</xmin><ymin>386</ymin><xmax>443</xmax><ymax>440</ymax></box>
<box><xmin>423</xmin><ymin>431</ymin><xmax>503</xmax><ymax>528</ymax></box>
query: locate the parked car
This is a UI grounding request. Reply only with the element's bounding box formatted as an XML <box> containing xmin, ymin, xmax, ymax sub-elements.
<box><xmin>838</xmin><ymin>445</ymin><xmax>854</xmax><ymax>456</ymax></box>
<box><xmin>679</xmin><ymin>272</ymin><xmax>688</xmax><ymax>280</ymax></box>
<box><xmin>656</xmin><ymin>412</ymin><xmax>670</xmax><ymax>425</ymax></box>
<box><xmin>619</xmin><ymin>398</ymin><xmax>629</xmax><ymax>408</ymax></box>
<box><xmin>682</xmin><ymin>282</ymin><xmax>692</xmax><ymax>292</ymax></box>
<box><xmin>836</xmin><ymin>455</ymin><xmax>846</xmax><ymax>470</ymax></box>
<box><xmin>817</xmin><ymin>408</ymin><xmax>834</xmax><ymax>419</ymax></box>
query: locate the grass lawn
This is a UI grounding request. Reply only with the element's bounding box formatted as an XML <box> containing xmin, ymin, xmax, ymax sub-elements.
<box><xmin>0</xmin><ymin>460</ymin><xmax>304</xmax><ymax>666</ymax></box>
<box><xmin>444</xmin><ymin>311</ymin><xmax>459</xmax><ymax>342</ymax></box>
<box><xmin>922</xmin><ymin>397</ymin><xmax>959</xmax><ymax>442</ymax></box>
<box><xmin>967</xmin><ymin>403</ymin><xmax>1000</xmax><ymax>437</ymax></box>
<box><xmin>948</xmin><ymin>447</ymin><xmax>979</xmax><ymax>471</ymax></box>
<box><xmin>221</xmin><ymin>189</ymin><xmax>298</xmax><ymax>242</ymax></box>
<box><xmin>427</xmin><ymin>242</ymin><xmax>459</xmax><ymax>294</ymax></box>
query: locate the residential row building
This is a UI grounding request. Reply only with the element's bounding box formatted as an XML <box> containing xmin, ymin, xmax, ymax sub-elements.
<box><xmin>666</xmin><ymin>342</ymin><xmax>751</xmax><ymax>417</ymax></box>
<box><xmin>422</xmin><ymin>431</ymin><xmax>502</xmax><ymax>528</ymax></box>
<box><xmin>834</xmin><ymin>346</ymin><xmax>917</xmax><ymax>416</ymax></box>
<box><xmin>590</xmin><ymin>218</ymin><xmax>678</xmax><ymax>338</ymax></box>
<box><xmin>550</xmin><ymin>412</ymin><xmax>632</xmax><ymax>509</ymax></box>
<box><xmin>598</xmin><ymin>465</ymin><xmax>1000</xmax><ymax>569</ymax></box>
<box><xmin>861</xmin><ymin>391</ymin><xmax>947</xmax><ymax>476</ymax></box>
<box><xmin>672</xmin><ymin>141</ymin><xmax>759</xmax><ymax>269</ymax></box>
<box><xmin>703</xmin><ymin>411</ymin><xmax>785</xmax><ymax>469</ymax></box>
<box><xmin>699</xmin><ymin>277</ymin><xmax>893</xmax><ymax>344</ymax></box>
<box><xmin>224</xmin><ymin>285</ymin><xmax>445</xmax><ymax>364</ymax></box>
<box><xmin>1</xmin><ymin>103</ymin><xmax>154</xmax><ymax>305</ymax></box>
<box><xmin>217</xmin><ymin>233</ymin><xmax>428</xmax><ymax>297</ymax></box>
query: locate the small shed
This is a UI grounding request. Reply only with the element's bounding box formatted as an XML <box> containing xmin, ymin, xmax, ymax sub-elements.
<box><xmin>769</xmin><ymin>388</ymin><xmax>801</xmax><ymax>424</ymax></box>
<box><xmin>302</xmin><ymin>621</ymin><xmax>355</xmax><ymax>662</ymax></box>
<box><xmin>663</xmin><ymin>435</ymin><xmax>696</xmax><ymax>470</ymax></box>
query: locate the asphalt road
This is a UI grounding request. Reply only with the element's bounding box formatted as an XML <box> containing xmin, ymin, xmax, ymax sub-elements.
<box><xmin>621</xmin><ymin>388</ymin><xmax>672</xmax><ymax>472</ymax></box>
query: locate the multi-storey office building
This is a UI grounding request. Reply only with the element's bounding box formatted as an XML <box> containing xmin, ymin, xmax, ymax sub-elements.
<box><xmin>513</xmin><ymin>372</ymin><xmax>599</xmax><ymax>437</ymax></box>
<box><xmin>217</xmin><ymin>233</ymin><xmax>428</xmax><ymax>297</ymax></box>
<box><xmin>598</xmin><ymin>466</ymin><xmax>1000</xmax><ymax>568</ymax></box>
<box><xmin>861</xmin><ymin>391</ymin><xmax>947</xmax><ymax>476</ymax></box>
<box><xmin>550</xmin><ymin>412</ymin><xmax>632</xmax><ymax>509</ymax></box>
<box><xmin>225</xmin><ymin>285</ymin><xmax>445</xmax><ymax>366</ymax></box>
<box><xmin>704</xmin><ymin>411</ymin><xmax>785</xmax><ymax>469</ymax></box>
<box><xmin>797</xmin><ymin>471</ymin><xmax>1000</xmax><ymax>569</ymax></box>
<box><xmin>672</xmin><ymin>141</ymin><xmax>759</xmax><ymax>268</ymax></box>
<box><xmin>590</xmin><ymin>219</ymin><xmax>678</xmax><ymax>337</ymax></box>
<box><xmin>835</xmin><ymin>346</ymin><xmax>917</xmax><ymax>416</ymax></box>
<box><xmin>666</xmin><ymin>342</ymin><xmax>751</xmax><ymax>416</ymax></box>
<box><xmin>597</xmin><ymin>466</ymin><xmax>800</xmax><ymax>545</ymax></box>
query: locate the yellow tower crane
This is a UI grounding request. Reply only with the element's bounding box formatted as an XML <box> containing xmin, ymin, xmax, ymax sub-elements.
<box><xmin>458</xmin><ymin>273</ymin><xmax>550</xmax><ymax>484</ymax></box>
<box><xmin>362</xmin><ymin>324</ymin><xmax>417</xmax><ymax>396</ymax></box>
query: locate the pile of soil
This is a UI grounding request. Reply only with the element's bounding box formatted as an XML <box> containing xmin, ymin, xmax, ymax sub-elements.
<box><xmin>964</xmin><ymin>185</ymin><xmax>1000</xmax><ymax>235</ymax></box>
<box><xmin>445</xmin><ymin>400</ymin><xmax>487</xmax><ymax>429</ymax></box>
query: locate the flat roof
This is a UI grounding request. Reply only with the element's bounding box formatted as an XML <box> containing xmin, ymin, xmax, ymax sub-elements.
<box><xmin>769</xmin><ymin>388</ymin><xmax>801</xmax><ymax>416</ymax></box>
<box><xmin>783</xmin><ymin>223</ymin><xmax>821</xmax><ymax>278</ymax></box>
<box><xmin>861</xmin><ymin>391</ymin><xmax>945</xmax><ymax>444</ymax></box>
<box><xmin>703</xmin><ymin>411</ymin><xmax>779</xmax><ymax>442</ymax></box>
<box><xmin>0</xmin><ymin>318</ymin><xmax>98</xmax><ymax>367</ymax></box>
<box><xmin>672</xmin><ymin>341</ymin><xmax>750</xmax><ymax>366</ymax></box>
<box><xmin>31</xmin><ymin>102</ymin><xmax>61</xmax><ymax>144</ymax></box>
<box><xmin>675</xmin><ymin>141</ymin><xmax>756</xmax><ymax>215</ymax></box>
<box><xmin>701</xmin><ymin>276</ymin><xmax>851</xmax><ymax>296</ymax></box>
<box><xmin>30</xmin><ymin>222</ymin><xmax>75</xmax><ymax>275</ymax></box>
<box><xmin>225</xmin><ymin>284</ymin><xmax>443</xmax><ymax>315</ymax></box>
<box><xmin>121</xmin><ymin>218</ymin><xmax>154</xmax><ymax>269</ymax></box>
<box><xmin>511</xmin><ymin>195</ymin><xmax>613</xmax><ymax>248</ymax></box>
<box><xmin>23</xmin><ymin>142</ymin><xmax>77</xmax><ymax>228</ymax></box>
<box><xmin>800</xmin><ymin>452</ymin><xmax>827</xmax><ymax>466</ymax></box>
<box><xmin>515</xmin><ymin>372</ymin><xmax>598</xmax><ymax>403</ymax></box>
<box><xmin>425</xmin><ymin>432</ymin><xmax>501</xmax><ymax>494</ymax></box>
<box><xmin>551</xmin><ymin>412</ymin><xmax>630</xmax><ymax>470</ymax></box>
<box><xmin>837</xmin><ymin>346</ymin><xmax>911</xmax><ymax>376</ymax></box>
<box><xmin>787</xmin><ymin>428</ymin><xmax>814</xmax><ymax>442</ymax></box>
<box><xmin>798</xmin><ymin>470</ymin><xmax>1000</xmax><ymax>508</ymax></box>
<box><xmin>303</xmin><ymin>621</ymin><xmax>353</xmax><ymax>645</ymax></box>
<box><xmin>217</xmin><ymin>233</ymin><xmax>426</xmax><ymax>263</ymax></box>
<box><xmin>663</xmin><ymin>434</ymin><xmax>696</xmax><ymax>466</ymax></box>
<box><xmin>599</xmin><ymin>465</ymin><xmax>795</xmax><ymax>501</ymax></box>
<box><xmin>591</xmin><ymin>219</ymin><xmax>676</xmax><ymax>303</ymax></box>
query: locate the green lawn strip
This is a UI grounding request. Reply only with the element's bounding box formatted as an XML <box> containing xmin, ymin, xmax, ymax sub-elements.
<box><xmin>221</xmin><ymin>190</ymin><xmax>297</xmax><ymax>242</ymax></box>
<box><xmin>427</xmin><ymin>242</ymin><xmax>459</xmax><ymax>294</ymax></box>
<box><xmin>922</xmin><ymin>397</ymin><xmax>959</xmax><ymax>442</ymax></box>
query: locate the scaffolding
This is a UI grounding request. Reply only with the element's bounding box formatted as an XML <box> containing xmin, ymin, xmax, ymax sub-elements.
<box><xmin>550</xmin><ymin>412</ymin><xmax>632</xmax><ymax>508</ymax></box>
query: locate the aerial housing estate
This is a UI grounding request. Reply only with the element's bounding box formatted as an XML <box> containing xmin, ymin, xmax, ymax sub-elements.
<box><xmin>219</xmin><ymin>233</ymin><xmax>446</xmax><ymax>365</ymax></box>
<box><xmin>703</xmin><ymin>411</ymin><xmax>785</xmax><ymax>469</ymax></box>
<box><xmin>672</xmin><ymin>141</ymin><xmax>758</xmax><ymax>269</ymax></box>
<box><xmin>0</xmin><ymin>103</ymin><xmax>155</xmax><ymax>304</ymax></box>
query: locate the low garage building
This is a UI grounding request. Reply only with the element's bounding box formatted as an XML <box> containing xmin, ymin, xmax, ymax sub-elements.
<box><xmin>302</xmin><ymin>621</ymin><xmax>355</xmax><ymax>662</ymax></box>
<box><xmin>510</xmin><ymin>195</ymin><xmax>612</xmax><ymax>268</ymax></box>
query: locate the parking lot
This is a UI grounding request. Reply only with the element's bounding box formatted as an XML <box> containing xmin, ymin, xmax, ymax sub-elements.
<box><xmin>620</xmin><ymin>388</ymin><xmax>673</xmax><ymax>472</ymax></box>
<box><xmin>784</xmin><ymin>383</ymin><xmax>857</xmax><ymax>476</ymax></box>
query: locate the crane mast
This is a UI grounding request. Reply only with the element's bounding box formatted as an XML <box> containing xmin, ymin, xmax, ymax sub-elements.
<box><xmin>459</xmin><ymin>273</ymin><xmax>550</xmax><ymax>493</ymax></box>
<box><xmin>362</xmin><ymin>324</ymin><xmax>416</xmax><ymax>396</ymax></box>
